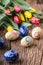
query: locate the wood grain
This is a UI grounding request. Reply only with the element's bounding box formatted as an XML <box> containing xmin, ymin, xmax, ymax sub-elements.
<box><xmin>0</xmin><ymin>28</ymin><xmax>11</xmax><ymax>65</ymax></box>
<box><xmin>10</xmin><ymin>24</ymin><xmax>43</xmax><ymax>65</ymax></box>
<box><xmin>0</xmin><ymin>0</ymin><xmax>43</xmax><ymax>65</ymax></box>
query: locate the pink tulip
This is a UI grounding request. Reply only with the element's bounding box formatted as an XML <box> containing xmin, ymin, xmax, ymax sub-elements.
<box><xmin>4</xmin><ymin>9</ymin><xmax>11</xmax><ymax>14</ymax></box>
<box><xmin>30</xmin><ymin>17</ymin><xmax>40</xmax><ymax>24</ymax></box>
<box><xmin>14</xmin><ymin>6</ymin><xmax>22</xmax><ymax>13</ymax></box>
<box><xmin>14</xmin><ymin>16</ymin><xmax>21</xmax><ymax>24</ymax></box>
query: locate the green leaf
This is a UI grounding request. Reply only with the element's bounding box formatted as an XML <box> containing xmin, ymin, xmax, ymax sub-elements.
<box><xmin>0</xmin><ymin>5</ymin><xmax>4</xmax><ymax>11</ymax></box>
<box><xmin>12</xmin><ymin>0</ymin><xmax>31</xmax><ymax>10</ymax></box>
<box><xmin>36</xmin><ymin>12</ymin><xmax>43</xmax><ymax>15</ymax></box>
<box><xmin>15</xmin><ymin>0</ymin><xmax>30</xmax><ymax>7</ymax></box>
<box><xmin>6</xmin><ymin>16</ymin><xmax>19</xmax><ymax>31</ymax></box>
<box><xmin>0</xmin><ymin>20</ymin><xmax>4</xmax><ymax>26</ymax></box>
<box><xmin>1</xmin><ymin>0</ymin><xmax>11</xmax><ymax>7</ymax></box>
<box><xmin>9</xmin><ymin>7</ymin><xmax>13</xmax><ymax>11</ymax></box>
<box><xmin>33</xmin><ymin>13</ymin><xmax>43</xmax><ymax>19</ymax></box>
<box><xmin>21</xmin><ymin>22</ymin><xmax>32</xmax><ymax>27</ymax></box>
<box><xmin>0</xmin><ymin>13</ymin><xmax>6</xmax><ymax>20</ymax></box>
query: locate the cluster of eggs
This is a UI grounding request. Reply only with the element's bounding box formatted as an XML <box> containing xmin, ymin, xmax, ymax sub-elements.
<box><xmin>0</xmin><ymin>37</ymin><xmax>19</xmax><ymax>62</ymax></box>
<box><xmin>0</xmin><ymin>26</ymin><xmax>42</xmax><ymax>62</ymax></box>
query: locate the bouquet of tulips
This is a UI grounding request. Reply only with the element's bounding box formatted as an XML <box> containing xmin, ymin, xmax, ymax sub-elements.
<box><xmin>0</xmin><ymin>0</ymin><xmax>43</xmax><ymax>32</ymax></box>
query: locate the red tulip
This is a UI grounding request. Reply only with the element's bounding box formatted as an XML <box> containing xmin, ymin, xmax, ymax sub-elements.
<box><xmin>30</xmin><ymin>17</ymin><xmax>40</xmax><ymax>24</ymax></box>
<box><xmin>14</xmin><ymin>6</ymin><xmax>22</xmax><ymax>13</ymax></box>
<box><xmin>4</xmin><ymin>9</ymin><xmax>11</xmax><ymax>14</ymax></box>
<box><xmin>14</xmin><ymin>16</ymin><xmax>21</xmax><ymax>24</ymax></box>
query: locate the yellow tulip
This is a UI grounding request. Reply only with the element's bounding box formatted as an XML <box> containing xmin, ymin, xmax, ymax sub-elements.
<box><xmin>24</xmin><ymin>11</ymin><xmax>32</xmax><ymax>18</ymax></box>
<box><xmin>7</xmin><ymin>26</ymin><xmax>14</xmax><ymax>31</ymax></box>
<box><xmin>30</xmin><ymin>7</ymin><xmax>36</xmax><ymax>13</ymax></box>
<box><xmin>19</xmin><ymin>13</ymin><xmax>25</xmax><ymax>21</ymax></box>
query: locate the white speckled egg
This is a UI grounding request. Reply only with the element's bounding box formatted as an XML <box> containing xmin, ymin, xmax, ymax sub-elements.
<box><xmin>32</xmin><ymin>27</ymin><xmax>42</xmax><ymax>39</ymax></box>
<box><xmin>21</xmin><ymin>36</ymin><xmax>33</xmax><ymax>47</ymax></box>
<box><xmin>5</xmin><ymin>30</ymin><xmax>19</xmax><ymax>40</ymax></box>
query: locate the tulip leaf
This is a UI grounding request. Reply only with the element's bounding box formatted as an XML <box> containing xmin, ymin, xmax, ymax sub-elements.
<box><xmin>6</xmin><ymin>16</ymin><xmax>19</xmax><ymax>31</ymax></box>
<box><xmin>22</xmin><ymin>22</ymin><xmax>32</xmax><ymax>27</ymax></box>
<box><xmin>36</xmin><ymin>12</ymin><xmax>43</xmax><ymax>15</ymax></box>
<box><xmin>0</xmin><ymin>13</ymin><xmax>6</xmax><ymax>20</ymax></box>
<box><xmin>1</xmin><ymin>0</ymin><xmax>11</xmax><ymax>7</ymax></box>
<box><xmin>0</xmin><ymin>6</ymin><xmax>4</xmax><ymax>11</ymax></box>
<box><xmin>9</xmin><ymin>7</ymin><xmax>14</xmax><ymax>12</ymax></box>
<box><xmin>33</xmin><ymin>13</ymin><xmax>43</xmax><ymax>19</ymax></box>
<box><xmin>0</xmin><ymin>21</ymin><xmax>4</xmax><ymax>26</ymax></box>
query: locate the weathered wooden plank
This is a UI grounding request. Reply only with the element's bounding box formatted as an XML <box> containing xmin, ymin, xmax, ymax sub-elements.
<box><xmin>10</xmin><ymin>24</ymin><xmax>42</xmax><ymax>65</ymax></box>
<box><xmin>11</xmin><ymin>39</ymin><xmax>42</xmax><ymax>65</ymax></box>
<box><xmin>41</xmin><ymin>56</ymin><xmax>43</xmax><ymax>65</ymax></box>
<box><xmin>0</xmin><ymin>0</ymin><xmax>43</xmax><ymax>65</ymax></box>
<box><xmin>0</xmin><ymin>29</ymin><xmax>11</xmax><ymax>65</ymax></box>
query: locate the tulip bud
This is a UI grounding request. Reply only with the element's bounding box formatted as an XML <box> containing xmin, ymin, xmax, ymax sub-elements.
<box><xmin>29</xmin><ymin>7</ymin><xmax>36</xmax><ymax>13</ymax></box>
<box><xmin>19</xmin><ymin>13</ymin><xmax>25</xmax><ymax>21</ymax></box>
<box><xmin>14</xmin><ymin>6</ymin><xmax>22</xmax><ymax>13</ymax></box>
<box><xmin>14</xmin><ymin>16</ymin><xmax>21</xmax><ymax>24</ymax></box>
<box><xmin>30</xmin><ymin>17</ymin><xmax>40</xmax><ymax>24</ymax></box>
<box><xmin>24</xmin><ymin>11</ymin><xmax>32</xmax><ymax>18</ymax></box>
<box><xmin>7</xmin><ymin>26</ymin><xmax>14</xmax><ymax>32</ymax></box>
<box><xmin>4</xmin><ymin>9</ymin><xmax>11</xmax><ymax>14</ymax></box>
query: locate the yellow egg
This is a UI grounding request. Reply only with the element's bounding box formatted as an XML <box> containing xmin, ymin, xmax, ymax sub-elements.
<box><xmin>5</xmin><ymin>30</ymin><xmax>19</xmax><ymax>40</ymax></box>
<box><xmin>21</xmin><ymin>36</ymin><xmax>33</xmax><ymax>47</ymax></box>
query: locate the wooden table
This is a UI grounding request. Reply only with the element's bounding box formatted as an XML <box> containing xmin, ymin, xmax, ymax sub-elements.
<box><xmin>0</xmin><ymin>0</ymin><xmax>43</xmax><ymax>65</ymax></box>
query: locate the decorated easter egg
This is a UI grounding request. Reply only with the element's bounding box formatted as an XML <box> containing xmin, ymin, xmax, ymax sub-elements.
<box><xmin>5</xmin><ymin>30</ymin><xmax>19</xmax><ymax>40</ymax></box>
<box><xmin>19</xmin><ymin>26</ymin><xmax>28</xmax><ymax>36</ymax></box>
<box><xmin>4</xmin><ymin>50</ymin><xmax>19</xmax><ymax>62</ymax></box>
<box><xmin>0</xmin><ymin>37</ymin><xmax>4</xmax><ymax>47</ymax></box>
<box><xmin>32</xmin><ymin>27</ymin><xmax>42</xmax><ymax>39</ymax></box>
<box><xmin>21</xmin><ymin>36</ymin><xmax>33</xmax><ymax>47</ymax></box>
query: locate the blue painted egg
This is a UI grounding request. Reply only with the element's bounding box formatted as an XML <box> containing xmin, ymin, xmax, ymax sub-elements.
<box><xmin>19</xmin><ymin>26</ymin><xmax>28</xmax><ymax>36</ymax></box>
<box><xmin>4</xmin><ymin>50</ymin><xmax>19</xmax><ymax>62</ymax></box>
<box><xmin>0</xmin><ymin>37</ymin><xmax>4</xmax><ymax>47</ymax></box>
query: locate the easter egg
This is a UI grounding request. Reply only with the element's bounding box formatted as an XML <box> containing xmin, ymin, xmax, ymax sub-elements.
<box><xmin>21</xmin><ymin>36</ymin><xmax>33</xmax><ymax>47</ymax></box>
<box><xmin>5</xmin><ymin>30</ymin><xmax>19</xmax><ymax>40</ymax></box>
<box><xmin>0</xmin><ymin>37</ymin><xmax>4</xmax><ymax>47</ymax></box>
<box><xmin>4</xmin><ymin>50</ymin><xmax>19</xmax><ymax>62</ymax></box>
<box><xmin>32</xmin><ymin>27</ymin><xmax>42</xmax><ymax>39</ymax></box>
<box><xmin>19</xmin><ymin>26</ymin><xmax>28</xmax><ymax>36</ymax></box>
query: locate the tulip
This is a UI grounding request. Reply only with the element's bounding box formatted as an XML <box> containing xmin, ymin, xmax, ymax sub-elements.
<box><xmin>29</xmin><ymin>7</ymin><xmax>36</xmax><ymax>13</ymax></box>
<box><xmin>30</xmin><ymin>17</ymin><xmax>40</xmax><ymax>24</ymax></box>
<box><xmin>14</xmin><ymin>6</ymin><xmax>22</xmax><ymax>13</ymax></box>
<box><xmin>24</xmin><ymin>11</ymin><xmax>32</xmax><ymax>18</ymax></box>
<box><xmin>7</xmin><ymin>26</ymin><xmax>14</xmax><ymax>31</ymax></box>
<box><xmin>19</xmin><ymin>13</ymin><xmax>25</xmax><ymax>21</ymax></box>
<box><xmin>4</xmin><ymin>9</ymin><xmax>11</xmax><ymax>14</ymax></box>
<box><xmin>14</xmin><ymin>16</ymin><xmax>21</xmax><ymax>24</ymax></box>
